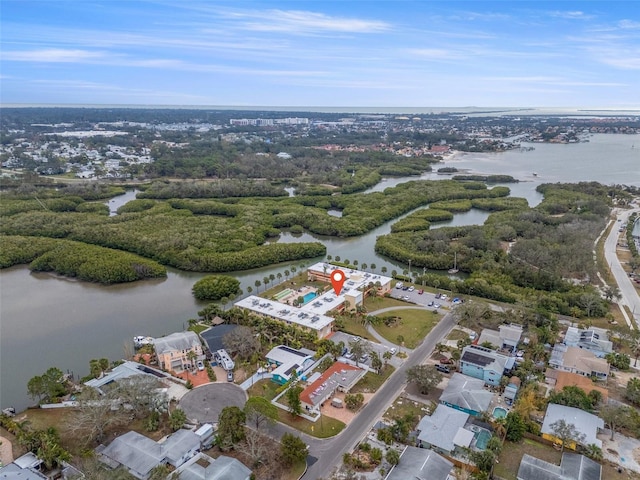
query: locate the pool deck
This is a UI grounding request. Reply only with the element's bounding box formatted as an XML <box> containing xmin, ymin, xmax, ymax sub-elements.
<box><xmin>278</xmin><ymin>285</ymin><xmax>316</xmax><ymax>305</ymax></box>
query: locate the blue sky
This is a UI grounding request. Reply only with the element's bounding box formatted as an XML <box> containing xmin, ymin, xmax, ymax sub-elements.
<box><xmin>1</xmin><ymin>1</ymin><xmax>639</xmax><ymax>107</ymax></box>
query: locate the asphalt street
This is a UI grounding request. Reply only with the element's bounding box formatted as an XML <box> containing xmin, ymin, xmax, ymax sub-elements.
<box><xmin>605</xmin><ymin>206</ymin><xmax>640</xmax><ymax>329</ymax></box>
<box><xmin>302</xmin><ymin>309</ymin><xmax>457</xmax><ymax>480</ymax></box>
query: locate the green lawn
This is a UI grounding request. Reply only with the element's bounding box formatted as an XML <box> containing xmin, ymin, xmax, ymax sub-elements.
<box><xmin>188</xmin><ymin>323</ymin><xmax>210</xmax><ymax>335</ymax></box>
<box><xmin>276</xmin><ymin>410</ymin><xmax>345</xmax><ymax>438</ymax></box>
<box><xmin>246</xmin><ymin>379</ymin><xmax>280</xmax><ymax>400</ymax></box>
<box><xmin>495</xmin><ymin>438</ymin><xmax>562</xmax><ymax>480</ymax></box>
<box><xmin>373</xmin><ymin>309</ymin><xmax>441</xmax><ymax>349</ymax></box>
<box><xmin>337</xmin><ymin>315</ymin><xmax>378</xmax><ymax>342</ymax></box>
<box><xmin>447</xmin><ymin>329</ymin><xmax>469</xmax><ymax>341</ymax></box>
<box><xmin>364</xmin><ymin>296</ymin><xmax>409</xmax><ymax>310</ymax></box>
<box><xmin>383</xmin><ymin>396</ymin><xmax>432</xmax><ymax>426</ymax></box>
<box><xmin>352</xmin><ymin>366</ymin><xmax>395</xmax><ymax>394</ymax></box>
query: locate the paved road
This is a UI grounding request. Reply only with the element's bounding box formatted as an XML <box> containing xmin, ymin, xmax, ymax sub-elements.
<box><xmin>605</xmin><ymin>207</ymin><xmax>640</xmax><ymax>329</ymax></box>
<box><xmin>302</xmin><ymin>310</ymin><xmax>457</xmax><ymax>480</ymax></box>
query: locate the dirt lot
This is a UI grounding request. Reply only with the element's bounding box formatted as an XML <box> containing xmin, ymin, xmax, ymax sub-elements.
<box><xmin>319</xmin><ymin>392</ymin><xmax>374</xmax><ymax>423</ymax></box>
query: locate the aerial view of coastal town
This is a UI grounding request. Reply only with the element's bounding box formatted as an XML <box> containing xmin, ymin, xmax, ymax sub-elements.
<box><xmin>1</xmin><ymin>2</ymin><xmax>640</xmax><ymax>480</ymax></box>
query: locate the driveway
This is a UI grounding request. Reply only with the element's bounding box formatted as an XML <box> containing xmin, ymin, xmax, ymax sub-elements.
<box><xmin>179</xmin><ymin>382</ymin><xmax>247</xmax><ymax>424</ymax></box>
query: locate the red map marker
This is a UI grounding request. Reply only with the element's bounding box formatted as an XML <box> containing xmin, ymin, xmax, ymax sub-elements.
<box><xmin>330</xmin><ymin>269</ymin><xmax>346</xmax><ymax>296</ymax></box>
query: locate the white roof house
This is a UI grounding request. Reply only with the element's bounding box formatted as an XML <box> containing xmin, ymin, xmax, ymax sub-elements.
<box><xmin>541</xmin><ymin>404</ymin><xmax>604</xmax><ymax>449</ymax></box>
<box><xmin>153</xmin><ymin>331</ymin><xmax>201</xmax><ymax>357</ymax></box>
<box><xmin>417</xmin><ymin>404</ymin><xmax>472</xmax><ymax>454</ymax></box>
<box><xmin>440</xmin><ymin>373</ymin><xmax>493</xmax><ymax>416</ymax></box>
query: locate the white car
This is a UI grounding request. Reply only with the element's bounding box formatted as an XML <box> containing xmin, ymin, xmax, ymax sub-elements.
<box><xmin>396</xmin><ymin>282</ymin><xmax>404</xmax><ymax>289</ymax></box>
<box><xmin>196</xmin><ymin>360</ymin><xmax>205</xmax><ymax>371</ymax></box>
<box><xmin>408</xmin><ymin>286</ymin><xmax>415</xmax><ymax>292</ymax></box>
<box><xmin>389</xmin><ymin>347</ymin><xmax>397</xmax><ymax>355</ymax></box>
<box><xmin>441</xmin><ymin>294</ymin><xmax>448</xmax><ymax>300</ymax></box>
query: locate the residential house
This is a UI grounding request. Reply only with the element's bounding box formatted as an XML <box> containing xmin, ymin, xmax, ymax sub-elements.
<box><xmin>171</xmin><ymin>453</ymin><xmax>252</xmax><ymax>480</ymax></box>
<box><xmin>517</xmin><ymin>453</ymin><xmax>601</xmax><ymax>480</ymax></box>
<box><xmin>477</xmin><ymin>324</ymin><xmax>523</xmax><ymax>352</ymax></box>
<box><xmin>266</xmin><ymin>345</ymin><xmax>315</xmax><ymax>385</ymax></box>
<box><xmin>84</xmin><ymin>360</ymin><xmax>165</xmax><ymax>394</ymax></box>
<box><xmin>563</xmin><ymin>326</ymin><xmax>613</xmax><ymax>357</ymax></box>
<box><xmin>552</xmin><ymin>371</ymin><xmax>608</xmax><ymax>403</ymax></box>
<box><xmin>504</xmin><ymin>376</ymin><xmax>521</xmax><ymax>406</ymax></box>
<box><xmin>0</xmin><ymin>453</ymin><xmax>48</xmax><ymax>479</ymax></box>
<box><xmin>97</xmin><ymin>429</ymin><xmax>200</xmax><ymax>479</ymax></box>
<box><xmin>299</xmin><ymin>362</ymin><xmax>366</xmax><ymax>414</ymax></box>
<box><xmin>439</xmin><ymin>373</ymin><xmax>493</xmax><ymax>416</ymax></box>
<box><xmin>459</xmin><ymin>345</ymin><xmax>515</xmax><ymax>386</ymax></box>
<box><xmin>153</xmin><ymin>331</ymin><xmax>203</xmax><ymax>372</ymax></box>
<box><xmin>548</xmin><ymin>345</ymin><xmax>610</xmax><ymax>380</ymax></box>
<box><xmin>541</xmin><ymin>404</ymin><xmax>604</xmax><ymax>449</ymax></box>
<box><xmin>384</xmin><ymin>446</ymin><xmax>454</xmax><ymax>480</ymax></box>
<box><xmin>416</xmin><ymin>404</ymin><xmax>473</xmax><ymax>456</ymax></box>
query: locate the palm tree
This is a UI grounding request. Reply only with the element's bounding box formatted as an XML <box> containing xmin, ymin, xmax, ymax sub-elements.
<box><xmin>327</xmin><ymin>255</ymin><xmax>333</xmax><ymax>262</ymax></box>
<box><xmin>284</xmin><ymin>269</ymin><xmax>290</xmax><ymax>282</ymax></box>
<box><xmin>186</xmin><ymin>350</ymin><xmax>197</xmax><ymax>371</ymax></box>
<box><xmin>381</xmin><ymin>266</ymin><xmax>387</xmax><ymax>275</ymax></box>
<box><xmin>370</xmin><ymin>263</ymin><xmax>376</xmax><ymax>273</ymax></box>
<box><xmin>255</xmin><ymin>279</ymin><xmax>261</xmax><ymax>292</ymax></box>
<box><xmin>247</xmin><ymin>286</ymin><xmax>253</xmax><ymax>295</ymax></box>
<box><xmin>277</xmin><ymin>272</ymin><xmax>282</xmax><ymax>284</ymax></box>
<box><xmin>361</xmin><ymin>263</ymin><xmax>368</xmax><ymax>272</ymax></box>
<box><xmin>263</xmin><ymin>276</ymin><xmax>270</xmax><ymax>290</ymax></box>
<box><xmin>353</xmin><ymin>260</ymin><xmax>359</xmax><ymax>268</ymax></box>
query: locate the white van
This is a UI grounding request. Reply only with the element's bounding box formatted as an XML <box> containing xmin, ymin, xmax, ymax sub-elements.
<box><xmin>331</xmin><ymin>398</ymin><xmax>344</xmax><ymax>408</ymax></box>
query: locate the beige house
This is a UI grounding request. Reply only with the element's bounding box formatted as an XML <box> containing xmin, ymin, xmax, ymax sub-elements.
<box><xmin>153</xmin><ymin>331</ymin><xmax>203</xmax><ymax>373</ymax></box>
<box><xmin>549</xmin><ymin>345</ymin><xmax>609</xmax><ymax>380</ymax></box>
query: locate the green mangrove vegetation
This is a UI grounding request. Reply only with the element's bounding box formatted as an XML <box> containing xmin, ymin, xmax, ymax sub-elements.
<box><xmin>376</xmin><ymin>182</ymin><xmax>629</xmax><ymax>318</ymax></box>
<box><xmin>192</xmin><ymin>275</ymin><xmax>242</xmax><ymax>301</ymax></box>
<box><xmin>0</xmin><ymin>235</ymin><xmax>166</xmax><ymax>283</ymax></box>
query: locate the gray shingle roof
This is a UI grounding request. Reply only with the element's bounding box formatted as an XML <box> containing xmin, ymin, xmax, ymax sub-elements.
<box><xmin>161</xmin><ymin>429</ymin><xmax>200</xmax><ymax>465</ymax></box>
<box><xmin>417</xmin><ymin>404</ymin><xmax>471</xmax><ymax>452</ymax></box>
<box><xmin>384</xmin><ymin>446</ymin><xmax>453</xmax><ymax>480</ymax></box>
<box><xmin>153</xmin><ymin>331</ymin><xmax>200</xmax><ymax>356</ymax></box>
<box><xmin>99</xmin><ymin>431</ymin><xmax>163</xmax><ymax>478</ymax></box>
<box><xmin>440</xmin><ymin>373</ymin><xmax>493</xmax><ymax>413</ymax></box>
<box><xmin>173</xmin><ymin>453</ymin><xmax>252</xmax><ymax>480</ymax></box>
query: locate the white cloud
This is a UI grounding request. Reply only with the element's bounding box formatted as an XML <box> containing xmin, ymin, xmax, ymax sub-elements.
<box><xmin>549</xmin><ymin>11</ymin><xmax>595</xmax><ymax>20</ymax></box>
<box><xmin>224</xmin><ymin>9</ymin><xmax>390</xmax><ymax>34</ymax></box>
<box><xmin>2</xmin><ymin>48</ymin><xmax>105</xmax><ymax>62</ymax></box>
<box><xmin>618</xmin><ymin>20</ymin><xmax>640</xmax><ymax>30</ymax></box>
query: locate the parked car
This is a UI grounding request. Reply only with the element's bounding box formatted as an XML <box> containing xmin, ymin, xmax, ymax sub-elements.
<box><xmin>359</xmin><ymin>354</ymin><xmax>369</xmax><ymax>364</ymax></box>
<box><xmin>435</xmin><ymin>293</ymin><xmax>442</xmax><ymax>299</ymax></box>
<box><xmin>227</xmin><ymin>371</ymin><xmax>234</xmax><ymax>382</ymax></box>
<box><xmin>418</xmin><ymin>289</ymin><xmax>424</xmax><ymax>295</ymax></box>
<box><xmin>427</xmin><ymin>301</ymin><xmax>434</xmax><ymax>307</ymax></box>
<box><xmin>433</xmin><ymin>303</ymin><xmax>441</xmax><ymax>309</ymax></box>
<box><xmin>452</xmin><ymin>297</ymin><xmax>462</xmax><ymax>304</ymax></box>
<box><xmin>408</xmin><ymin>286</ymin><xmax>415</xmax><ymax>292</ymax></box>
<box><xmin>197</xmin><ymin>360</ymin><xmax>205</xmax><ymax>371</ymax></box>
<box><xmin>435</xmin><ymin>364</ymin><xmax>451</xmax><ymax>374</ymax></box>
<box><xmin>441</xmin><ymin>294</ymin><xmax>448</xmax><ymax>300</ymax></box>
<box><xmin>344</xmin><ymin>352</ymin><xmax>354</xmax><ymax>359</ymax></box>
<box><xmin>389</xmin><ymin>347</ymin><xmax>397</xmax><ymax>355</ymax></box>
<box><xmin>439</xmin><ymin>357</ymin><xmax>453</xmax><ymax>364</ymax></box>
<box><xmin>402</xmin><ymin>286</ymin><xmax>409</xmax><ymax>291</ymax></box>
<box><xmin>396</xmin><ymin>282</ymin><xmax>403</xmax><ymax>289</ymax></box>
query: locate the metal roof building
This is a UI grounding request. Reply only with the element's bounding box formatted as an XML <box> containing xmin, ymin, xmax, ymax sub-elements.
<box><xmin>173</xmin><ymin>453</ymin><xmax>252</xmax><ymax>480</ymax></box>
<box><xmin>439</xmin><ymin>373</ymin><xmax>493</xmax><ymax>416</ymax></box>
<box><xmin>541</xmin><ymin>404</ymin><xmax>604</xmax><ymax>449</ymax></box>
<box><xmin>517</xmin><ymin>453</ymin><xmax>601</xmax><ymax>480</ymax></box>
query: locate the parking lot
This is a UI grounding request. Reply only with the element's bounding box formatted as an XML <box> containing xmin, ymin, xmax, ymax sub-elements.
<box><xmin>389</xmin><ymin>282</ymin><xmax>463</xmax><ymax>310</ymax></box>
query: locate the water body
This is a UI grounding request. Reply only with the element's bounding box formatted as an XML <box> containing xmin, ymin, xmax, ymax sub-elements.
<box><xmin>1</xmin><ymin>134</ymin><xmax>639</xmax><ymax>411</ymax></box>
<box><xmin>105</xmin><ymin>189</ymin><xmax>139</xmax><ymax>216</ymax></box>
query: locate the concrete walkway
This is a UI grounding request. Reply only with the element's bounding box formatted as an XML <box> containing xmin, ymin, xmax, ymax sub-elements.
<box><xmin>0</xmin><ymin>435</ymin><xmax>13</xmax><ymax>466</ymax></box>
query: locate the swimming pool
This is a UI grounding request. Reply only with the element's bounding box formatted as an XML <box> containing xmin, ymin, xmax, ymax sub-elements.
<box><xmin>302</xmin><ymin>292</ymin><xmax>316</xmax><ymax>304</ymax></box>
<box><xmin>493</xmin><ymin>407</ymin><xmax>507</xmax><ymax>419</ymax></box>
<box><xmin>474</xmin><ymin>429</ymin><xmax>492</xmax><ymax>450</ymax></box>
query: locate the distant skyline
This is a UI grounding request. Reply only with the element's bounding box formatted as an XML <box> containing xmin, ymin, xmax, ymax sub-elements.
<box><xmin>1</xmin><ymin>1</ymin><xmax>640</xmax><ymax>108</ymax></box>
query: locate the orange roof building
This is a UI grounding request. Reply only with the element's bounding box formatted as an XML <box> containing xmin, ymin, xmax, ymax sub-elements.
<box><xmin>299</xmin><ymin>361</ymin><xmax>366</xmax><ymax>413</ymax></box>
<box><xmin>553</xmin><ymin>371</ymin><xmax>608</xmax><ymax>403</ymax></box>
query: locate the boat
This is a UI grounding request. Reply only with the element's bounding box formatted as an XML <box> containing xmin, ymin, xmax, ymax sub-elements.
<box><xmin>2</xmin><ymin>407</ymin><xmax>16</xmax><ymax>417</ymax></box>
<box><xmin>448</xmin><ymin>252</ymin><xmax>459</xmax><ymax>274</ymax></box>
<box><xmin>133</xmin><ymin>336</ymin><xmax>154</xmax><ymax>348</ymax></box>
<box><xmin>532</xmin><ymin>172</ymin><xmax>538</xmax><ymax>177</ymax></box>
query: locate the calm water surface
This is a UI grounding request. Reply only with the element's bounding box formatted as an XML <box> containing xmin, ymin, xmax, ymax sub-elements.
<box><xmin>1</xmin><ymin>134</ymin><xmax>639</xmax><ymax>410</ymax></box>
